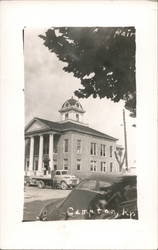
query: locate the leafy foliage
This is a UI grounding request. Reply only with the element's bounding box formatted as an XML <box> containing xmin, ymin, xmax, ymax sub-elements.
<box><xmin>39</xmin><ymin>27</ymin><xmax>136</xmax><ymax>117</ymax></box>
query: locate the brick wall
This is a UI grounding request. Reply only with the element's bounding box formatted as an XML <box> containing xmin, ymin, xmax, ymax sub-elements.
<box><xmin>56</xmin><ymin>131</ymin><xmax>119</xmax><ymax>178</ymax></box>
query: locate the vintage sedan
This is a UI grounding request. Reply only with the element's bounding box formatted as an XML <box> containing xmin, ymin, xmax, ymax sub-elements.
<box><xmin>37</xmin><ymin>174</ymin><xmax>138</xmax><ymax>221</ymax></box>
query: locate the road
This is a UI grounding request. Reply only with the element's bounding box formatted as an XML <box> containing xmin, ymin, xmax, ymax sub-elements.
<box><xmin>23</xmin><ymin>186</ymin><xmax>71</xmax><ymax>221</ymax></box>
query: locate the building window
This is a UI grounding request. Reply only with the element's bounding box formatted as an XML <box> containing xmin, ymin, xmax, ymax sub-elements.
<box><xmin>64</xmin><ymin>139</ymin><xmax>68</xmax><ymax>152</ymax></box>
<box><xmin>53</xmin><ymin>135</ymin><xmax>58</xmax><ymax>153</ymax></box>
<box><xmin>53</xmin><ymin>142</ymin><xmax>57</xmax><ymax>153</ymax></box>
<box><xmin>65</xmin><ymin>103</ymin><xmax>69</xmax><ymax>107</ymax></box>
<box><xmin>110</xmin><ymin>146</ymin><xmax>113</xmax><ymax>157</ymax></box>
<box><xmin>65</xmin><ymin>113</ymin><xmax>69</xmax><ymax>120</ymax></box>
<box><xmin>100</xmin><ymin>162</ymin><xmax>106</xmax><ymax>172</ymax></box>
<box><xmin>63</xmin><ymin>159</ymin><xmax>68</xmax><ymax>170</ymax></box>
<box><xmin>53</xmin><ymin>159</ymin><xmax>57</xmax><ymax>170</ymax></box>
<box><xmin>25</xmin><ymin>138</ymin><xmax>30</xmax><ymax>156</ymax></box>
<box><xmin>35</xmin><ymin>160</ymin><xmax>38</xmax><ymax>170</ymax></box>
<box><xmin>110</xmin><ymin>162</ymin><xmax>113</xmax><ymax>172</ymax></box>
<box><xmin>100</xmin><ymin>144</ymin><xmax>106</xmax><ymax>156</ymax></box>
<box><xmin>77</xmin><ymin>159</ymin><xmax>81</xmax><ymax>171</ymax></box>
<box><xmin>90</xmin><ymin>143</ymin><xmax>97</xmax><ymax>155</ymax></box>
<box><xmin>25</xmin><ymin>160</ymin><xmax>29</xmax><ymax>171</ymax></box>
<box><xmin>76</xmin><ymin>114</ymin><xmax>79</xmax><ymax>121</ymax></box>
<box><xmin>90</xmin><ymin>160</ymin><xmax>97</xmax><ymax>172</ymax></box>
<box><xmin>34</xmin><ymin>136</ymin><xmax>39</xmax><ymax>156</ymax></box>
<box><xmin>77</xmin><ymin>139</ymin><xmax>81</xmax><ymax>154</ymax></box>
<box><xmin>33</xmin><ymin>160</ymin><xmax>38</xmax><ymax>171</ymax></box>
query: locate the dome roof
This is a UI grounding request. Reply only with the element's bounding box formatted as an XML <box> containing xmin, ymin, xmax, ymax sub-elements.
<box><xmin>59</xmin><ymin>97</ymin><xmax>85</xmax><ymax>113</ymax></box>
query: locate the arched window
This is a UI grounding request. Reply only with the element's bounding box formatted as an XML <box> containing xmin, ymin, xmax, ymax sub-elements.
<box><xmin>110</xmin><ymin>162</ymin><xmax>113</xmax><ymax>172</ymax></box>
<box><xmin>76</xmin><ymin>113</ymin><xmax>79</xmax><ymax>121</ymax></box>
<box><xmin>65</xmin><ymin>113</ymin><xmax>69</xmax><ymax>120</ymax></box>
<box><xmin>65</xmin><ymin>102</ymin><xmax>69</xmax><ymax>107</ymax></box>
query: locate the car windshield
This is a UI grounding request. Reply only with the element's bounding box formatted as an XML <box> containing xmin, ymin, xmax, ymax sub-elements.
<box><xmin>77</xmin><ymin>180</ymin><xmax>97</xmax><ymax>191</ymax></box>
<box><xmin>76</xmin><ymin>179</ymin><xmax>112</xmax><ymax>192</ymax></box>
<box><xmin>61</xmin><ymin>171</ymin><xmax>68</xmax><ymax>175</ymax></box>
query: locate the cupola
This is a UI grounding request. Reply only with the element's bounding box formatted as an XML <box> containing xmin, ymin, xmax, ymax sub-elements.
<box><xmin>59</xmin><ymin>96</ymin><xmax>85</xmax><ymax>123</ymax></box>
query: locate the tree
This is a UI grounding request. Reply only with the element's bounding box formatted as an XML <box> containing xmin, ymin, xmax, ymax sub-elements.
<box><xmin>39</xmin><ymin>27</ymin><xmax>136</xmax><ymax>117</ymax></box>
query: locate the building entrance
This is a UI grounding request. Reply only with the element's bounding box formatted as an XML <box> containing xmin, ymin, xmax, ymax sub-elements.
<box><xmin>43</xmin><ymin>155</ymin><xmax>50</xmax><ymax>175</ymax></box>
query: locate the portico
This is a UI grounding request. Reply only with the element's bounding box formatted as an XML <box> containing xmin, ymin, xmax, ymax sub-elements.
<box><xmin>25</xmin><ymin>132</ymin><xmax>55</xmax><ymax>176</ymax></box>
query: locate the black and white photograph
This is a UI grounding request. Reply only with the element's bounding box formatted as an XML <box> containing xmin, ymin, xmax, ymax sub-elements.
<box><xmin>0</xmin><ymin>1</ymin><xmax>157</xmax><ymax>249</ymax></box>
<box><xmin>23</xmin><ymin>27</ymin><xmax>138</xmax><ymax>222</ymax></box>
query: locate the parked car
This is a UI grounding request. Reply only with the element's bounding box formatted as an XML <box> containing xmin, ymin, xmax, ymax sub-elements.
<box><xmin>37</xmin><ymin>174</ymin><xmax>138</xmax><ymax>221</ymax></box>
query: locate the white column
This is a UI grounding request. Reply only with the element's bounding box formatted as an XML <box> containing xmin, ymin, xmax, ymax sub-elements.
<box><xmin>38</xmin><ymin>135</ymin><xmax>43</xmax><ymax>173</ymax></box>
<box><xmin>24</xmin><ymin>138</ymin><xmax>28</xmax><ymax>172</ymax></box>
<box><xmin>49</xmin><ymin>133</ymin><xmax>54</xmax><ymax>171</ymax></box>
<box><xmin>29</xmin><ymin>136</ymin><xmax>34</xmax><ymax>173</ymax></box>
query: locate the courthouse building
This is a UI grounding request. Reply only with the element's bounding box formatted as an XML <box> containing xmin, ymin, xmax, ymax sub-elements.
<box><xmin>25</xmin><ymin>97</ymin><xmax>120</xmax><ymax>178</ymax></box>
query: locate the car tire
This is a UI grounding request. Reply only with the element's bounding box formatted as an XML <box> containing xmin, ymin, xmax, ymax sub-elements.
<box><xmin>38</xmin><ymin>180</ymin><xmax>45</xmax><ymax>189</ymax></box>
<box><xmin>60</xmin><ymin>181</ymin><xmax>68</xmax><ymax>190</ymax></box>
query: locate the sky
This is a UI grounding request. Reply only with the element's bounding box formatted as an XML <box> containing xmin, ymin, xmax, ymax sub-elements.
<box><xmin>24</xmin><ymin>28</ymin><xmax>136</xmax><ymax>167</ymax></box>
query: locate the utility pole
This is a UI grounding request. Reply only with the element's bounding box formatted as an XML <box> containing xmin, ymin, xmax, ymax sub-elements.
<box><xmin>123</xmin><ymin>109</ymin><xmax>128</xmax><ymax>171</ymax></box>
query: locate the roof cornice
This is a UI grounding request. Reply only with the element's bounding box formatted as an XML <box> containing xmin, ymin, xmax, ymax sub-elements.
<box><xmin>25</xmin><ymin>117</ymin><xmax>118</xmax><ymax>141</ymax></box>
<box><xmin>61</xmin><ymin>127</ymin><xmax>118</xmax><ymax>141</ymax></box>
